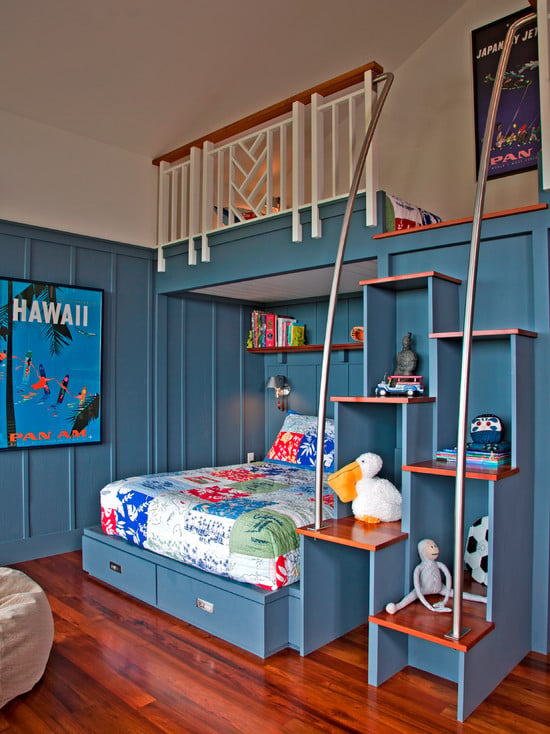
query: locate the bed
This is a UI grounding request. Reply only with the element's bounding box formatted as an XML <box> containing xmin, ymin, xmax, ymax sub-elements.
<box><xmin>82</xmin><ymin>413</ymin><xmax>339</xmax><ymax>656</ymax></box>
<box><xmin>99</xmin><ymin>461</ymin><xmax>335</xmax><ymax>591</ymax></box>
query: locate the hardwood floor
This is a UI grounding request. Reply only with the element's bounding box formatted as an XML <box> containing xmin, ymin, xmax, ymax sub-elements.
<box><xmin>1</xmin><ymin>551</ymin><xmax>549</xmax><ymax>733</ymax></box>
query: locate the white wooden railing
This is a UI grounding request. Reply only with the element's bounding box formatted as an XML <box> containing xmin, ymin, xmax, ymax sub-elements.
<box><xmin>155</xmin><ymin>63</ymin><xmax>384</xmax><ymax>270</ymax></box>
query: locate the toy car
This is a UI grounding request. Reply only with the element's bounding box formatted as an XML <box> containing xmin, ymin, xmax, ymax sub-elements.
<box><xmin>375</xmin><ymin>375</ymin><xmax>424</xmax><ymax>397</ymax></box>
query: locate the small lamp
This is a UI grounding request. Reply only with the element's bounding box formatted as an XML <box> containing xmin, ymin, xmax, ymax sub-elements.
<box><xmin>266</xmin><ymin>375</ymin><xmax>291</xmax><ymax>411</ymax></box>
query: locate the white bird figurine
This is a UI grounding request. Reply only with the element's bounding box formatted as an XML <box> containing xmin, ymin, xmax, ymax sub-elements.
<box><xmin>328</xmin><ymin>452</ymin><xmax>402</xmax><ymax>523</ymax></box>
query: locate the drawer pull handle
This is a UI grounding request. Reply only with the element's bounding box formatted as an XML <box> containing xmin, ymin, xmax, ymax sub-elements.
<box><xmin>109</xmin><ymin>561</ymin><xmax>122</xmax><ymax>574</ymax></box>
<box><xmin>196</xmin><ymin>597</ymin><xmax>214</xmax><ymax>614</ymax></box>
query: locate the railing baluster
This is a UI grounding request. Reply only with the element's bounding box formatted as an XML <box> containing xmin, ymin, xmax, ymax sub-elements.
<box><xmin>311</xmin><ymin>92</ymin><xmax>324</xmax><ymax>238</ymax></box>
<box><xmin>156</xmin><ymin>161</ymin><xmax>168</xmax><ymax>271</ymax></box>
<box><xmin>170</xmin><ymin>169</ymin><xmax>178</xmax><ymax>244</ymax></box>
<box><xmin>331</xmin><ymin>103</ymin><xmax>337</xmax><ymax>198</ymax></box>
<box><xmin>292</xmin><ymin>101</ymin><xmax>304</xmax><ymax>242</ymax></box>
<box><xmin>364</xmin><ymin>69</ymin><xmax>377</xmax><ymax>227</ymax></box>
<box><xmin>188</xmin><ymin>146</ymin><xmax>201</xmax><ymax>266</ymax></box>
<box><xmin>266</xmin><ymin>129</ymin><xmax>273</xmax><ymax>216</ymax></box>
<box><xmin>201</xmin><ymin>141</ymin><xmax>214</xmax><ymax>262</ymax></box>
<box><xmin>216</xmin><ymin>150</ymin><xmax>224</xmax><ymax>229</ymax></box>
<box><xmin>181</xmin><ymin>164</ymin><xmax>188</xmax><ymax>242</ymax></box>
<box><xmin>280</xmin><ymin>123</ymin><xmax>287</xmax><ymax>213</ymax></box>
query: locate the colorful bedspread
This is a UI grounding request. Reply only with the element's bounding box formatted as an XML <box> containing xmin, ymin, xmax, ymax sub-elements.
<box><xmin>100</xmin><ymin>462</ymin><xmax>334</xmax><ymax>590</ymax></box>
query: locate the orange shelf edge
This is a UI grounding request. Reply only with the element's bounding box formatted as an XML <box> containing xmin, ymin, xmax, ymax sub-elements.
<box><xmin>359</xmin><ymin>271</ymin><xmax>461</xmax><ymax>288</ymax></box>
<box><xmin>297</xmin><ymin>517</ymin><xmax>407</xmax><ymax>552</ymax></box>
<box><xmin>403</xmin><ymin>459</ymin><xmax>519</xmax><ymax>481</ymax></box>
<box><xmin>331</xmin><ymin>395</ymin><xmax>435</xmax><ymax>404</ymax></box>
<box><xmin>372</xmin><ymin>203</ymin><xmax>548</xmax><ymax>240</ymax></box>
<box><xmin>369</xmin><ymin>598</ymin><xmax>494</xmax><ymax>652</ymax></box>
<box><xmin>247</xmin><ymin>342</ymin><xmax>362</xmax><ymax>353</ymax></box>
<box><xmin>430</xmin><ymin>328</ymin><xmax>538</xmax><ymax>339</ymax></box>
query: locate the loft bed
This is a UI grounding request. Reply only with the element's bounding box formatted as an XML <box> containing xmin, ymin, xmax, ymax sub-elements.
<box><xmin>81</xmin><ymin>187</ymin><xmax>444</xmax><ymax>658</ymax></box>
<box><xmin>84</xmin><ymin>38</ymin><xmax>550</xmax><ymax>720</ymax></box>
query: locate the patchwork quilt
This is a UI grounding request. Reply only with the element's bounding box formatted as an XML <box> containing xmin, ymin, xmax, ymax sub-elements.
<box><xmin>100</xmin><ymin>462</ymin><xmax>334</xmax><ymax>590</ymax></box>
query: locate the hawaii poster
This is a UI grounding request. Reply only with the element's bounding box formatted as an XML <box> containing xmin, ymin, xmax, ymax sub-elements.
<box><xmin>472</xmin><ymin>8</ymin><xmax>540</xmax><ymax>179</ymax></box>
<box><xmin>0</xmin><ymin>278</ymin><xmax>102</xmax><ymax>450</ymax></box>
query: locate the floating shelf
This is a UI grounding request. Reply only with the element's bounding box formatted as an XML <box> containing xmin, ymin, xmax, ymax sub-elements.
<box><xmin>372</xmin><ymin>202</ymin><xmax>548</xmax><ymax>240</ymax></box>
<box><xmin>430</xmin><ymin>328</ymin><xmax>538</xmax><ymax>339</ymax></box>
<box><xmin>369</xmin><ymin>597</ymin><xmax>494</xmax><ymax>652</ymax></box>
<box><xmin>297</xmin><ymin>516</ymin><xmax>407</xmax><ymax>551</ymax></box>
<box><xmin>247</xmin><ymin>342</ymin><xmax>362</xmax><ymax>353</ymax></box>
<box><xmin>402</xmin><ymin>459</ymin><xmax>519</xmax><ymax>481</ymax></box>
<box><xmin>359</xmin><ymin>270</ymin><xmax>462</xmax><ymax>290</ymax></box>
<box><xmin>331</xmin><ymin>395</ymin><xmax>435</xmax><ymax>404</ymax></box>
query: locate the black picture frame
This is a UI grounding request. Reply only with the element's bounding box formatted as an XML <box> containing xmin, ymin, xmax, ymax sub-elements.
<box><xmin>0</xmin><ymin>277</ymin><xmax>102</xmax><ymax>450</ymax></box>
<box><xmin>472</xmin><ymin>8</ymin><xmax>540</xmax><ymax>179</ymax></box>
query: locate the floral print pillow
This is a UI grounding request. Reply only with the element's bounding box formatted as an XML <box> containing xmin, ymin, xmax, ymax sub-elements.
<box><xmin>265</xmin><ymin>413</ymin><xmax>335</xmax><ymax>471</ymax></box>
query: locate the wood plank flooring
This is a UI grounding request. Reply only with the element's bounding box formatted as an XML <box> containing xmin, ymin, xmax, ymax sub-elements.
<box><xmin>1</xmin><ymin>551</ymin><xmax>549</xmax><ymax>733</ymax></box>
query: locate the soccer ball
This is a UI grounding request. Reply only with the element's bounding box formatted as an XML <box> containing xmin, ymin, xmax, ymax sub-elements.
<box><xmin>464</xmin><ymin>516</ymin><xmax>489</xmax><ymax>585</ymax></box>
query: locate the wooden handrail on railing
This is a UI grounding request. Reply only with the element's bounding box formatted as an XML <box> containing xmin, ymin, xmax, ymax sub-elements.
<box><xmin>152</xmin><ymin>62</ymin><xmax>383</xmax><ymax>166</ymax></box>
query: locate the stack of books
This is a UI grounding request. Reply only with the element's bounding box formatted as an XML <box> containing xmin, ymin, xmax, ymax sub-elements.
<box><xmin>436</xmin><ymin>445</ymin><xmax>511</xmax><ymax>467</ymax></box>
<box><xmin>250</xmin><ymin>310</ymin><xmax>305</xmax><ymax>348</ymax></box>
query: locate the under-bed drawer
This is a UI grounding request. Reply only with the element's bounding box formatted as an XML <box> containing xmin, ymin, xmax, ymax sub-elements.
<box><xmin>82</xmin><ymin>534</ymin><xmax>157</xmax><ymax>606</ymax></box>
<box><xmin>157</xmin><ymin>566</ymin><xmax>288</xmax><ymax>657</ymax></box>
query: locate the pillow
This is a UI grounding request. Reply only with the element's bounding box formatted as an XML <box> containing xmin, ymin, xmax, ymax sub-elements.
<box><xmin>265</xmin><ymin>412</ymin><xmax>335</xmax><ymax>471</ymax></box>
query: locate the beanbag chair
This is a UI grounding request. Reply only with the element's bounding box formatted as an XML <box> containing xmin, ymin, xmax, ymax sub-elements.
<box><xmin>0</xmin><ymin>567</ymin><xmax>54</xmax><ymax>708</ymax></box>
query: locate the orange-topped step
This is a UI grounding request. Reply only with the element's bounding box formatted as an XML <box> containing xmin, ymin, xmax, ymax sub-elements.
<box><xmin>370</xmin><ymin>596</ymin><xmax>493</xmax><ymax>653</ymax></box>
<box><xmin>298</xmin><ymin>516</ymin><xmax>407</xmax><ymax>551</ymax></box>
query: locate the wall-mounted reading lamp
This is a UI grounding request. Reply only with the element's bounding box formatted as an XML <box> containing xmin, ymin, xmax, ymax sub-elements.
<box><xmin>266</xmin><ymin>375</ymin><xmax>291</xmax><ymax>411</ymax></box>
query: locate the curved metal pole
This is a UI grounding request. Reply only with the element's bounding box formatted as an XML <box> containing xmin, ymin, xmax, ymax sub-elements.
<box><xmin>313</xmin><ymin>72</ymin><xmax>394</xmax><ymax>530</ymax></box>
<box><xmin>448</xmin><ymin>11</ymin><xmax>536</xmax><ymax>640</ymax></box>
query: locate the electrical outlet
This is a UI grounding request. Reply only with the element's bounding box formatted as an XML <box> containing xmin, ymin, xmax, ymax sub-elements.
<box><xmin>247</xmin><ymin>452</ymin><xmax>255</xmax><ymax>463</ymax></box>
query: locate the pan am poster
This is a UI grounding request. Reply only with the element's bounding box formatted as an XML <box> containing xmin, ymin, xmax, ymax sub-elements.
<box><xmin>0</xmin><ymin>278</ymin><xmax>102</xmax><ymax>450</ymax></box>
<box><xmin>472</xmin><ymin>8</ymin><xmax>540</xmax><ymax>179</ymax></box>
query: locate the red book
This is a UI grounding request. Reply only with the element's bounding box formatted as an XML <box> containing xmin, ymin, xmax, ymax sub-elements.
<box><xmin>265</xmin><ymin>313</ymin><xmax>276</xmax><ymax>347</ymax></box>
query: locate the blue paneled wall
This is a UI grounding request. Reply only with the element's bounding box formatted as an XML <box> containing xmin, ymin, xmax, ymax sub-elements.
<box><xmin>0</xmin><ymin>222</ymin><xmax>265</xmax><ymax>563</ymax></box>
<box><xmin>154</xmin><ymin>293</ymin><xmax>265</xmax><ymax>471</ymax></box>
<box><xmin>0</xmin><ymin>221</ymin><xmax>156</xmax><ymax>562</ymax></box>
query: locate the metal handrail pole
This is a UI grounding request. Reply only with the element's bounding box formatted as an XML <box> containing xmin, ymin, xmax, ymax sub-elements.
<box><xmin>313</xmin><ymin>72</ymin><xmax>394</xmax><ymax>530</ymax></box>
<box><xmin>449</xmin><ymin>11</ymin><xmax>536</xmax><ymax>640</ymax></box>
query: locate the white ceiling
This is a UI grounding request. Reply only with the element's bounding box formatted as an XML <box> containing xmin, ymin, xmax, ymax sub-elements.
<box><xmin>0</xmin><ymin>0</ymin><xmax>467</xmax><ymax>160</ymax></box>
<box><xmin>189</xmin><ymin>259</ymin><xmax>378</xmax><ymax>303</ymax></box>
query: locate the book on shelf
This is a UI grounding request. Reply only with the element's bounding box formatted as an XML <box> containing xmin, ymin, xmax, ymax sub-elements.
<box><xmin>250</xmin><ymin>310</ymin><xmax>304</xmax><ymax>348</ymax></box>
<box><xmin>288</xmin><ymin>322</ymin><xmax>305</xmax><ymax>346</ymax></box>
<box><xmin>436</xmin><ymin>447</ymin><xmax>511</xmax><ymax>466</ymax></box>
<box><xmin>265</xmin><ymin>313</ymin><xmax>276</xmax><ymax>347</ymax></box>
<box><xmin>277</xmin><ymin>316</ymin><xmax>296</xmax><ymax>347</ymax></box>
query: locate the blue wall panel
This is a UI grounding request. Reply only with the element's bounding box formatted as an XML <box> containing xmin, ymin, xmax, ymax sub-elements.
<box><xmin>29</xmin><ymin>447</ymin><xmax>70</xmax><ymax>534</ymax></box>
<box><xmin>0</xmin><ymin>452</ymin><xmax>25</xmax><ymax>541</ymax></box>
<box><xmin>113</xmin><ymin>254</ymin><xmax>153</xmax><ymax>477</ymax></box>
<box><xmin>155</xmin><ymin>295</ymin><xmax>264</xmax><ymax>472</ymax></box>
<box><xmin>0</xmin><ymin>221</ymin><xmax>155</xmax><ymax>563</ymax></box>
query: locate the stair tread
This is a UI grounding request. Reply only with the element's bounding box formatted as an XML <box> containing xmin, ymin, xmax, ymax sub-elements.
<box><xmin>298</xmin><ymin>517</ymin><xmax>407</xmax><ymax>551</ymax></box>
<box><xmin>370</xmin><ymin>596</ymin><xmax>493</xmax><ymax>652</ymax></box>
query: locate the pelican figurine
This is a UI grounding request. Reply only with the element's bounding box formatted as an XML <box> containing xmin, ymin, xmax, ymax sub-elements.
<box><xmin>328</xmin><ymin>452</ymin><xmax>402</xmax><ymax>523</ymax></box>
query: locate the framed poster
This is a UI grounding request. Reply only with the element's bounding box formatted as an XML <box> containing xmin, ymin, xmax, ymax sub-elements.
<box><xmin>472</xmin><ymin>8</ymin><xmax>540</xmax><ymax>179</ymax></box>
<box><xmin>0</xmin><ymin>278</ymin><xmax>102</xmax><ymax>450</ymax></box>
